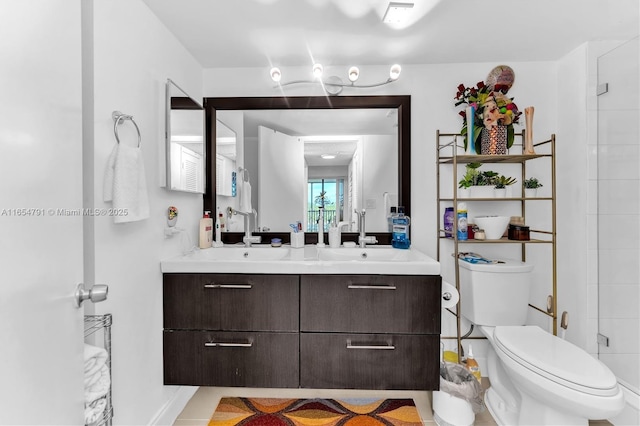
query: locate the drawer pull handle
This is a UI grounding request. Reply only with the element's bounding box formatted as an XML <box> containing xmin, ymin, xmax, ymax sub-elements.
<box><xmin>348</xmin><ymin>284</ymin><xmax>396</xmax><ymax>290</ymax></box>
<box><xmin>204</xmin><ymin>284</ymin><xmax>253</xmax><ymax>289</ymax></box>
<box><xmin>204</xmin><ymin>341</ymin><xmax>253</xmax><ymax>348</ymax></box>
<box><xmin>346</xmin><ymin>343</ymin><xmax>395</xmax><ymax>350</ymax></box>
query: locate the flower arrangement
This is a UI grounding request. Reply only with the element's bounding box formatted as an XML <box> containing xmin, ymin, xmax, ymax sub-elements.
<box><xmin>168</xmin><ymin>206</ymin><xmax>178</xmax><ymax>220</ymax></box>
<box><xmin>454</xmin><ymin>81</ymin><xmax>522</xmax><ymax>153</ymax></box>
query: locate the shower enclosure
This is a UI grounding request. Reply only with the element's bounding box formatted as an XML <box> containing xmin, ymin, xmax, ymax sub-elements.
<box><xmin>596</xmin><ymin>37</ymin><xmax>639</xmax><ymax>421</ymax></box>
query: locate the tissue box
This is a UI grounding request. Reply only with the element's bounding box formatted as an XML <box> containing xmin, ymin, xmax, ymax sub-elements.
<box><xmin>290</xmin><ymin>232</ymin><xmax>304</xmax><ymax>248</ymax></box>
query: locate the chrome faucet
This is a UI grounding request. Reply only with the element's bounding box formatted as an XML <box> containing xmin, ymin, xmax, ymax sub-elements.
<box><xmin>231</xmin><ymin>208</ymin><xmax>261</xmax><ymax>247</ymax></box>
<box><xmin>355</xmin><ymin>209</ymin><xmax>378</xmax><ymax>248</ymax></box>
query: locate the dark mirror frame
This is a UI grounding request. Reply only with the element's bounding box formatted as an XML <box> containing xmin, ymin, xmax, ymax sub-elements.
<box><xmin>203</xmin><ymin>95</ymin><xmax>411</xmax><ymax>243</ymax></box>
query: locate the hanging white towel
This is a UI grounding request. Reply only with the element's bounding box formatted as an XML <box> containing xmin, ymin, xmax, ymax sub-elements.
<box><xmin>240</xmin><ymin>180</ymin><xmax>252</xmax><ymax>213</ymax></box>
<box><xmin>103</xmin><ymin>143</ymin><xmax>150</xmax><ymax>223</ymax></box>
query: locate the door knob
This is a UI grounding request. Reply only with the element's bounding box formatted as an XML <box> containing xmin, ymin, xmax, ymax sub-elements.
<box><xmin>75</xmin><ymin>283</ymin><xmax>109</xmax><ymax>308</ymax></box>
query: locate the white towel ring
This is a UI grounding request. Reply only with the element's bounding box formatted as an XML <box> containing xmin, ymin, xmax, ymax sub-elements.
<box><xmin>112</xmin><ymin>110</ymin><xmax>141</xmax><ymax>147</ymax></box>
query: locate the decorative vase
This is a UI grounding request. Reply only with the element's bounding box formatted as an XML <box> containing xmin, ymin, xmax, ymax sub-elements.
<box><xmin>480</xmin><ymin>125</ymin><xmax>508</xmax><ymax>155</ymax></box>
<box><xmin>524</xmin><ymin>106</ymin><xmax>536</xmax><ymax>155</ymax></box>
<box><xmin>465</xmin><ymin>106</ymin><xmax>476</xmax><ymax>154</ymax></box>
<box><xmin>524</xmin><ymin>188</ymin><xmax>537</xmax><ymax>198</ymax></box>
<box><xmin>167</xmin><ymin>217</ymin><xmax>177</xmax><ymax>227</ymax></box>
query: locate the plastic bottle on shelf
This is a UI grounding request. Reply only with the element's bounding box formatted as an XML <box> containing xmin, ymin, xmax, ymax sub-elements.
<box><xmin>444</xmin><ymin>207</ymin><xmax>454</xmax><ymax>238</ymax></box>
<box><xmin>199</xmin><ymin>211</ymin><xmax>213</xmax><ymax>249</ymax></box>
<box><xmin>391</xmin><ymin>206</ymin><xmax>411</xmax><ymax>249</ymax></box>
<box><xmin>457</xmin><ymin>203</ymin><xmax>468</xmax><ymax>240</ymax></box>
<box><xmin>465</xmin><ymin>344</ymin><xmax>482</xmax><ymax>383</ymax></box>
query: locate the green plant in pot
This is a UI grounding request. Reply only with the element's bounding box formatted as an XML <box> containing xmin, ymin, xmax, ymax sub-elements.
<box><xmin>494</xmin><ymin>175</ymin><xmax>517</xmax><ymax>188</ymax></box>
<box><xmin>523</xmin><ymin>177</ymin><xmax>543</xmax><ymax>198</ymax></box>
<box><xmin>523</xmin><ymin>177</ymin><xmax>543</xmax><ymax>189</ymax></box>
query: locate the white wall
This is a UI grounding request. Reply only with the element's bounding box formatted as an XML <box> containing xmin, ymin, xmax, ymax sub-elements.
<box><xmin>90</xmin><ymin>1</ymin><xmax>203</xmax><ymax>424</ymax></box>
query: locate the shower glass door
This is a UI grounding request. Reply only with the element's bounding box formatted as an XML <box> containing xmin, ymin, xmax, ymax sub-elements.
<box><xmin>596</xmin><ymin>37</ymin><xmax>639</xmax><ymax>396</ymax></box>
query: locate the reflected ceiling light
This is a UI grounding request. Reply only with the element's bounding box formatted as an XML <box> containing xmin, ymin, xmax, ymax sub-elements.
<box><xmin>270</xmin><ymin>67</ymin><xmax>281</xmax><ymax>82</ymax></box>
<box><xmin>312</xmin><ymin>63</ymin><xmax>324</xmax><ymax>79</ymax></box>
<box><xmin>270</xmin><ymin>64</ymin><xmax>401</xmax><ymax>96</ymax></box>
<box><xmin>383</xmin><ymin>2</ymin><xmax>414</xmax><ymax>24</ymax></box>
<box><xmin>389</xmin><ymin>64</ymin><xmax>402</xmax><ymax>81</ymax></box>
<box><xmin>320</xmin><ymin>154</ymin><xmax>336</xmax><ymax>159</ymax></box>
<box><xmin>348</xmin><ymin>66</ymin><xmax>360</xmax><ymax>82</ymax></box>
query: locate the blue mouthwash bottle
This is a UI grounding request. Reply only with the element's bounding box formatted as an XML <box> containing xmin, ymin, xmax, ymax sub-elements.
<box><xmin>392</xmin><ymin>206</ymin><xmax>411</xmax><ymax>249</ymax></box>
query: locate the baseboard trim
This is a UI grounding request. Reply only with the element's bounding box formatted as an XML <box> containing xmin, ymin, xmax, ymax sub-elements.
<box><xmin>147</xmin><ymin>386</ymin><xmax>199</xmax><ymax>426</ymax></box>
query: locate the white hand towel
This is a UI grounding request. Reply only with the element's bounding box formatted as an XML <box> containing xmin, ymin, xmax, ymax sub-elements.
<box><xmin>240</xmin><ymin>180</ymin><xmax>252</xmax><ymax>213</ymax></box>
<box><xmin>84</xmin><ymin>344</ymin><xmax>108</xmax><ymax>379</ymax></box>
<box><xmin>103</xmin><ymin>143</ymin><xmax>150</xmax><ymax>223</ymax></box>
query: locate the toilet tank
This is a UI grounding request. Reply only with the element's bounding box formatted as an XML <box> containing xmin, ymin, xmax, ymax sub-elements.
<box><xmin>458</xmin><ymin>259</ymin><xmax>534</xmax><ymax>326</ymax></box>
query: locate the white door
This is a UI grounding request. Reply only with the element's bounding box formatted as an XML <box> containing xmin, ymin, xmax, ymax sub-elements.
<box><xmin>0</xmin><ymin>2</ymin><xmax>86</xmax><ymax>424</ymax></box>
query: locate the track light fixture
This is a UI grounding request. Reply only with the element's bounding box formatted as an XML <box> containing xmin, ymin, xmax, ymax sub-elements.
<box><xmin>270</xmin><ymin>64</ymin><xmax>402</xmax><ymax>95</ymax></box>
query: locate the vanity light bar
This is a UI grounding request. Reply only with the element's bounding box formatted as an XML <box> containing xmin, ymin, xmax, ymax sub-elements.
<box><xmin>270</xmin><ymin>64</ymin><xmax>401</xmax><ymax>95</ymax></box>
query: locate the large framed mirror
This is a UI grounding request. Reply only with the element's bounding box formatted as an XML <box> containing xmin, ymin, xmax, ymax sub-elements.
<box><xmin>204</xmin><ymin>96</ymin><xmax>410</xmax><ymax>236</ymax></box>
<box><xmin>165</xmin><ymin>78</ymin><xmax>205</xmax><ymax>193</ymax></box>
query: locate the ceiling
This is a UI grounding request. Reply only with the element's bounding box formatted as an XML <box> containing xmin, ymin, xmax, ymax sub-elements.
<box><xmin>143</xmin><ymin>0</ymin><xmax>638</xmax><ymax>68</ymax></box>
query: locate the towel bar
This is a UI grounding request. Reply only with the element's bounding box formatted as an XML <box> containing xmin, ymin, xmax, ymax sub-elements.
<box><xmin>112</xmin><ymin>110</ymin><xmax>141</xmax><ymax>147</ymax></box>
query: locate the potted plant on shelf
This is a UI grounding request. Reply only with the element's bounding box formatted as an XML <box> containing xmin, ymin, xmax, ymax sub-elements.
<box><xmin>523</xmin><ymin>177</ymin><xmax>543</xmax><ymax>197</ymax></box>
<box><xmin>494</xmin><ymin>175</ymin><xmax>517</xmax><ymax>198</ymax></box>
<box><xmin>458</xmin><ymin>163</ymin><xmax>516</xmax><ymax>198</ymax></box>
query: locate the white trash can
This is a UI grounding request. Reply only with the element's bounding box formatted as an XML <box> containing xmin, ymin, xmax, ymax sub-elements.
<box><xmin>432</xmin><ymin>390</ymin><xmax>475</xmax><ymax>426</ymax></box>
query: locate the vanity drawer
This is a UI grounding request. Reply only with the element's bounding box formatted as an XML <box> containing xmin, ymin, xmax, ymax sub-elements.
<box><xmin>300</xmin><ymin>275</ymin><xmax>441</xmax><ymax>334</ymax></box>
<box><xmin>163</xmin><ymin>273</ymin><xmax>299</xmax><ymax>331</ymax></box>
<box><xmin>163</xmin><ymin>330</ymin><xmax>299</xmax><ymax>387</ymax></box>
<box><xmin>300</xmin><ymin>332</ymin><xmax>439</xmax><ymax>390</ymax></box>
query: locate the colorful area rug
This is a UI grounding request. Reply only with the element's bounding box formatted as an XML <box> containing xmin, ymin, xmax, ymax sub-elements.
<box><xmin>209</xmin><ymin>397</ymin><xmax>423</xmax><ymax>426</ymax></box>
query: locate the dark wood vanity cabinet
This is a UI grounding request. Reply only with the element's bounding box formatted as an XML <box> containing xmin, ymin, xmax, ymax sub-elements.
<box><xmin>163</xmin><ymin>274</ymin><xmax>299</xmax><ymax>387</ymax></box>
<box><xmin>163</xmin><ymin>273</ymin><xmax>441</xmax><ymax>390</ymax></box>
<box><xmin>300</xmin><ymin>274</ymin><xmax>441</xmax><ymax>390</ymax></box>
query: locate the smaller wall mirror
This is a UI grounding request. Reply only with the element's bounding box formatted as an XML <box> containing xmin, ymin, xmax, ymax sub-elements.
<box><xmin>166</xmin><ymin>78</ymin><xmax>205</xmax><ymax>193</ymax></box>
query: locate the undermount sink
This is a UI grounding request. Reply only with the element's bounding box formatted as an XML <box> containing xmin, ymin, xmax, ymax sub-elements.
<box><xmin>161</xmin><ymin>244</ymin><xmax>440</xmax><ymax>275</ymax></box>
<box><xmin>211</xmin><ymin>246</ymin><xmax>291</xmax><ymax>261</ymax></box>
<box><xmin>316</xmin><ymin>247</ymin><xmax>424</xmax><ymax>262</ymax></box>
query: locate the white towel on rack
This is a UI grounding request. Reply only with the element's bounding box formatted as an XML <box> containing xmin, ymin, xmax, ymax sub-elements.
<box><xmin>84</xmin><ymin>343</ymin><xmax>108</xmax><ymax>381</ymax></box>
<box><xmin>85</xmin><ymin>397</ymin><xmax>107</xmax><ymax>425</ymax></box>
<box><xmin>85</xmin><ymin>363</ymin><xmax>110</xmax><ymax>404</ymax></box>
<box><xmin>103</xmin><ymin>143</ymin><xmax>150</xmax><ymax>223</ymax></box>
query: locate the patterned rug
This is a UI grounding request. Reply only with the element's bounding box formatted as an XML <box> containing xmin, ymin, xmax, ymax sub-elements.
<box><xmin>209</xmin><ymin>397</ymin><xmax>423</xmax><ymax>426</ymax></box>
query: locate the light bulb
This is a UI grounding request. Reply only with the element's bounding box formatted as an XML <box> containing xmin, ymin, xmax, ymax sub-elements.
<box><xmin>312</xmin><ymin>63</ymin><xmax>323</xmax><ymax>79</ymax></box>
<box><xmin>270</xmin><ymin>67</ymin><xmax>281</xmax><ymax>82</ymax></box>
<box><xmin>389</xmin><ymin>64</ymin><xmax>401</xmax><ymax>81</ymax></box>
<box><xmin>348</xmin><ymin>66</ymin><xmax>360</xmax><ymax>82</ymax></box>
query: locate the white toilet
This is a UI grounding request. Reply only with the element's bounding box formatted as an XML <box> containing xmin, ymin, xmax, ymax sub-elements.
<box><xmin>458</xmin><ymin>259</ymin><xmax>625</xmax><ymax>425</ymax></box>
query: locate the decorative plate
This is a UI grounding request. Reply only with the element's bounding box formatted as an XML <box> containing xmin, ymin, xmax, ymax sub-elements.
<box><xmin>486</xmin><ymin>65</ymin><xmax>515</xmax><ymax>93</ymax></box>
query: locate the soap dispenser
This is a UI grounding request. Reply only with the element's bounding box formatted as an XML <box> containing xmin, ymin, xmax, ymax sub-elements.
<box><xmin>199</xmin><ymin>211</ymin><xmax>213</xmax><ymax>249</ymax></box>
<box><xmin>329</xmin><ymin>217</ymin><xmax>340</xmax><ymax>248</ymax></box>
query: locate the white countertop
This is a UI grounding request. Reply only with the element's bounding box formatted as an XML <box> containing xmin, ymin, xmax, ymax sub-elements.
<box><xmin>161</xmin><ymin>245</ymin><xmax>441</xmax><ymax>275</ymax></box>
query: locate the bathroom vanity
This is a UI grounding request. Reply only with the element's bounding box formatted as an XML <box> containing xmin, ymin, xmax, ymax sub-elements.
<box><xmin>161</xmin><ymin>245</ymin><xmax>442</xmax><ymax>390</ymax></box>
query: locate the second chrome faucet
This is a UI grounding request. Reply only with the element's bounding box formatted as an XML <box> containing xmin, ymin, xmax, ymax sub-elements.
<box><xmin>355</xmin><ymin>209</ymin><xmax>378</xmax><ymax>248</ymax></box>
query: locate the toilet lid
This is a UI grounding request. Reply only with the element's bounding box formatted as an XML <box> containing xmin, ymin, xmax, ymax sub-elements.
<box><xmin>494</xmin><ymin>326</ymin><xmax>619</xmax><ymax>396</ymax></box>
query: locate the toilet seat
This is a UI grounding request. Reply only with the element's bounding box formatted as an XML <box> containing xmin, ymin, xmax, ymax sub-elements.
<box><xmin>493</xmin><ymin>326</ymin><xmax>619</xmax><ymax>397</ymax></box>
